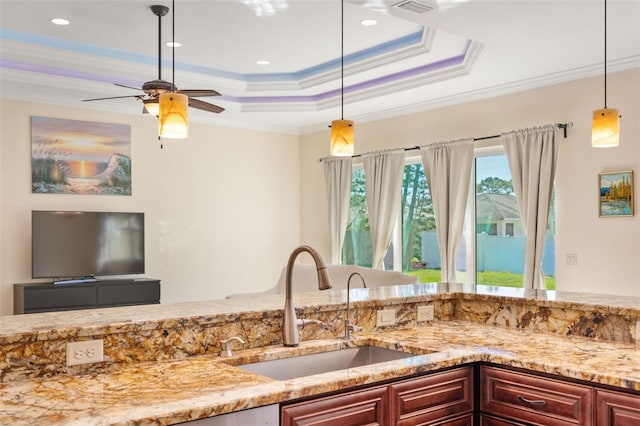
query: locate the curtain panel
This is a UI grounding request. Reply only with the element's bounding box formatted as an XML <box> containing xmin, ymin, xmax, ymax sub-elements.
<box><xmin>362</xmin><ymin>150</ymin><xmax>406</xmax><ymax>269</ymax></box>
<box><xmin>502</xmin><ymin>125</ymin><xmax>559</xmax><ymax>289</ymax></box>
<box><xmin>323</xmin><ymin>157</ymin><xmax>353</xmax><ymax>264</ymax></box>
<box><xmin>420</xmin><ymin>140</ymin><xmax>474</xmax><ymax>282</ymax></box>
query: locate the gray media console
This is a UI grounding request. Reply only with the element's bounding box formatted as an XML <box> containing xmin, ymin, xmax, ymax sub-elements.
<box><xmin>13</xmin><ymin>279</ymin><xmax>161</xmax><ymax>314</ymax></box>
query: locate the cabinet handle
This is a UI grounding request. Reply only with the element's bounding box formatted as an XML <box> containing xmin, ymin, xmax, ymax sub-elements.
<box><xmin>517</xmin><ymin>395</ymin><xmax>547</xmax><ymax>407</ymax></box>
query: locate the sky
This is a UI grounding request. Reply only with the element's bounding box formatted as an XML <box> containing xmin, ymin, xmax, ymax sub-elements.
<box><xmin>476</xmin><ymin>154</ymin><xmax>511</xmax><ymax>181</ymax></box>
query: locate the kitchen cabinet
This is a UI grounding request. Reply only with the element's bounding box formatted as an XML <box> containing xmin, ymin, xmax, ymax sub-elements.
<box><xmin>480</xmin><ymin>414</ymin><xmax>526</xmax><ymax>425</ymax></box>
<box><xmin>596</xmin><ymin>388</ymin><xmax>640</xmax><ymax>425</ymax></box>
<box><xmin>480</xmin><ymin>365</ymin><xmax>593</xmax><ymax>425</ymax></box>
<box><xmin>281</xmin><ymin>366</ymin><xmax>473</xmax><ymax>426</ymax></box>
<box><xmin>281</xmin><ymin>385</ymin><xmax>388</xmax><ymax>426</ymax></box>
<box><xmin>389</xmin><ymin>366</ymin><xmax>473</xmax><ymax>425</ymax></box>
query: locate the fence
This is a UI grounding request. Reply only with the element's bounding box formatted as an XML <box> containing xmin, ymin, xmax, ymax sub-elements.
<box><xmin>420</xmin><ymin>231</ymin><xmax>555</xmax><ymax>275</ymax></box>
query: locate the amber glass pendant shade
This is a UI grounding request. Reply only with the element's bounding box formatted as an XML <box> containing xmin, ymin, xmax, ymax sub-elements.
<box><xmin>592</xmin><ymin>108</ymin><xmax>619</xmax><ymax>148</ymax></box>
<box><xmin>159</xmin><ymin>93</ymin><xmax>189</xmax><ymax>139</ymax></box>
<box><xmin>330</xmin><ymin>119</ymin><xmax>355</xmax><ymax>156</ymax></box>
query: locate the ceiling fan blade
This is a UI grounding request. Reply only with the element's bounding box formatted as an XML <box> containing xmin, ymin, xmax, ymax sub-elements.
<box><xmin>178</xmin><ymin>89</ymin><xmax>221</xmax><ymax>97</ymax></box>
<box><xmin>82</xmin><ymin>94</ymin><xmax>142</xmax><ymax>102</ymax></box>
<box><xmin>189</xmin><ymin>98</ymin><xmax>225</xmax><ymax>114</ymax></box>
<box><xmin>114</xmin><ymin>83</ymin><xmax>143</xmax><ymax>91</ymax></box>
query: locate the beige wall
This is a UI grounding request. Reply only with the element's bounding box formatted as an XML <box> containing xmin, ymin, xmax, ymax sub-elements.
<box><xmin>2</xmin><ymin>69</ymin><xmax>638</xmax><ymax>316</ymax></box>
<box><xmin>0</xmin><ymin>100</ymin><xmax>301</xmax><ymax>315</ymax></box>
<box><xmin>301</xmin><ymin>69</ymin><xmax>640</xmax><ymax>297</ymax></box>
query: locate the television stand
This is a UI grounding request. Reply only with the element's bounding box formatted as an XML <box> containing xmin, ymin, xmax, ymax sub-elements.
<box><xmin>13</xmin><ymin>278</ymin><xmax>161</xmax><ymax>314</ymax></box>
<box><xmin>54</xmin><ymin>277</ymin><xmax>98</xmax><ymax>285</ymax></box>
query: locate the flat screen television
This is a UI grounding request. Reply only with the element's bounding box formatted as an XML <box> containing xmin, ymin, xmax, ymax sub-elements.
<box><xmin>32</xmin><ymin>210</ymin><xmax>145</xmax><ymax>281</ymax></box>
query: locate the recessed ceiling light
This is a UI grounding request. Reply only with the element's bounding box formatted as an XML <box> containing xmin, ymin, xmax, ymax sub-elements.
<box><xmin>50</xmin><ymin>18</ymin><xmax>70</xmax><ymax>26</ymax></box>
<box><xmin>166</xmin><ymin>41</ymin><xmax>182</xmax><ymax>48</ymax></box>
<box><xmin>360</xmin><ymin>19</ymin><xmax>378</xmax><ymax>26</ymax></box>
<box><xmin>256</xmin><ymin>60</ymin><xmax>270</xmax><ymax>65</ymax></box>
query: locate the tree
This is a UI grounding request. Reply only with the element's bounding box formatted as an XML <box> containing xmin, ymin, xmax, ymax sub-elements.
<box><xmin>401</xmin><ymin>164</ymin><xmax>434</xmax><ymax>270</ymax></box>
<box><xmin>476</xmin><ymin>177</ymin><xmax>514</xmax><ymax>194</ymax></box>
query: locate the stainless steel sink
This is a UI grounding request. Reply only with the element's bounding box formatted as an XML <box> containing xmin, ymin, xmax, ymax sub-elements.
<box><xmin>237</xmin><ymin>345</ymin><xmax>415</xmax><ymax>380</ymax></box>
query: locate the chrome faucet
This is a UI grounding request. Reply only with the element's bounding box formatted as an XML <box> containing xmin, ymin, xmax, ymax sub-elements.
<box><xmin>345</xmin><ymin>272</ymin><xmax>367</xmax><ymax>340</ymax></box>
<box><xmin>283</xmin><ymin>245</ymin><xmax>332</xmax><ymax>347</ymax></box>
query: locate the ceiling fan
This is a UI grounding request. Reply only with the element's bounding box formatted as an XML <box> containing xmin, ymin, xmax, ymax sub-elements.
<box><xmin>82</xmin><ymin>4</ymin><xmax>224</xmax><ymax>115</ymax></box>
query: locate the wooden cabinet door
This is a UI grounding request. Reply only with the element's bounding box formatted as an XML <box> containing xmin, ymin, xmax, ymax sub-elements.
<box><xmin>281</xmin><ymin>385</ymin><xmax>388</xmax><ymax>426</ymax></box>
<box><xmin>596</xmin><ymin>389</ymin><xmax>640</xmax><ymax>426</ymax></box>
<box><xmin>480</xmin><ymin>365</ymin><xmax>593</xmax><ymax>426</ymax></box>
<box><xmin>389</xmin><ymin>366</ymin><xmax>473</xmax><ymax>425</ymax></box>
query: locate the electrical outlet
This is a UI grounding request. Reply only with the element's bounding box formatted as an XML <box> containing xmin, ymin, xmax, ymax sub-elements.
<box><xmin>417</xmin><ymin>305</ymin><xmax>434</xmax><ymax>322</ymax></box>
<box><xmin>566</xmin><ymin>253</ymin><xmax>578</xmax><ymax>266</ymax></box>
<box><xmin>66</xmin><ymin>339</ymin><xmax>104</xmax><ymax>366</ymax></box>
<box><xmin>376</xmin><ymin>309</ymin><xmax>396</xmax><ymax>327</ymax></box>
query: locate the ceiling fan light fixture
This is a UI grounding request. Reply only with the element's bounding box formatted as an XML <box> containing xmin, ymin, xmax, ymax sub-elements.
<box><xmin>159</xmin><ymin>92</ymin><xmax>189</xmax><ymax>138</ymax></box>
<box><xmin>330</xmin><ymin>119</ymin><xmax>355</xmax><ymax>156</ymax></box>
<box><xmin>143</xmin><ymin>98</ymin><xmax>160</xmax><ymax>116</ymax></box>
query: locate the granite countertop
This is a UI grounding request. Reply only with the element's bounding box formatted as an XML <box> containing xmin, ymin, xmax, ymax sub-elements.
<box><xmin>2</xmin><ymin>284</ymin><xmax>638</xmax><ymax>344</ymax></box>
<box><xmin>1</xmin><ymin>320</ymin><xmax>638</xmax><ymax>426</ymax></box>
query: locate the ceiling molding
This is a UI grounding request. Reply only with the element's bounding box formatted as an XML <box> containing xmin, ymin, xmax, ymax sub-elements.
<box><xmin>299</xmin><ymin>56</ymin><xmax>640</xmax><ymax>135</ymax></box>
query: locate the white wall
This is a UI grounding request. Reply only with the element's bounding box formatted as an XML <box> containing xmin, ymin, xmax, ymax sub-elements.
<box><xmin>0</xmin><ymin>100</ymin><xmax>301</xmax><ymax>315</ymax></box>
<box><xmin>300</xmin><ymin>69</ymin><xmax>640</xmax><ymax>298</ymax></box>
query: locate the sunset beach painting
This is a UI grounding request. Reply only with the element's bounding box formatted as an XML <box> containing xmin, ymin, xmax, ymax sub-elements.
<box><xmin>31</xmin><ymin>117</ymin><xmax>132</xmax><ymax>195</ymax></box>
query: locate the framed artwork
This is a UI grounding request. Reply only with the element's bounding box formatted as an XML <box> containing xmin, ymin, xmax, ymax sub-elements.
<box><xmin>599</xmin><ymin>170</ymin><xmax>634</xmax><ymax>217</ymax></box>
<box><xmin>31</xmin><ymin>116</ymin><xmax>132</xmax><ymax>195</ymax></box>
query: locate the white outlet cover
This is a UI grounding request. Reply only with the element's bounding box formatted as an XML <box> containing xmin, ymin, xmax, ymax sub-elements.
<box><xmin>66</xmin><ymin>340</ymin><xmax>104</xmax><ymax>366</ymax></box>
<box><xmin>376</xmin><ymin>309</ymin><xmax>396</xmax><ymax>326</ymax></box>
<box><xmin>417</xmin><ymin>305</ymin><xmax>434</xmax><ymax>321</ymax></box>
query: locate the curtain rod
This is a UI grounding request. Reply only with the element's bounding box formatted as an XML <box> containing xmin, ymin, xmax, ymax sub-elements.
<box><xmin>319</xmin><ymin>122</ymin><xmax>573</xmax><ymax>161</ymax></box>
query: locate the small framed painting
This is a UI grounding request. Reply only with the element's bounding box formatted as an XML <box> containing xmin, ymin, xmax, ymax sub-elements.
<box><xmin>599</xmin><ymin>170</ymin><xmax>634</xmax><ymax>217</ymax></box>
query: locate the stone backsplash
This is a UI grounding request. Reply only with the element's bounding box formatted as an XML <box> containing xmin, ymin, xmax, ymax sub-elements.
<box><xmin>0</xmin><ymin>286</ymin><xmax>637</xmax><ymax>383</ymax></box>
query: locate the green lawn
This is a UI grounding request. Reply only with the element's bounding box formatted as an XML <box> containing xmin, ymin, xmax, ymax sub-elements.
<box><xmin>405</xmin><ymin>269</ymin><xmax>556</xmax><ymax>290</ymax></box>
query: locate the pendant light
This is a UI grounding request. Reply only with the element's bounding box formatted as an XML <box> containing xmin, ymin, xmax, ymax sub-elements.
<box><xmin>330</xmin><ymin>0</ymin><xmax>354</xmax><ymax>156</ymax></box>
<box><xmin>158</xmin><ymin>0</ymin><xmax>188</xmax><ymax>139</ymax></box>
<box><xmin>592</xmin><ymin>0</ymin><xmax>620</xmax><ymax>148</ymax></box>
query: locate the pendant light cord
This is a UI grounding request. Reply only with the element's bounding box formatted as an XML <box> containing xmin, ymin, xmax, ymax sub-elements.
<box><xmin>158</xmin><ymin>11</ymin><xmax>162</xmax><ymax>80</ymax></box>
<box><xmin>172</xmin><ymin>0</ymin><xmax>176</xmax><ymax>90</ymax></box>
<box><xmin>340</xmin><ymin>0</ymin><xmax>344</xmax><ymax>120</ymax></box>
<box><xmin>603</xmin><ymin>0</ymin><xmax>607</xmax><ymax>109</ymax></box>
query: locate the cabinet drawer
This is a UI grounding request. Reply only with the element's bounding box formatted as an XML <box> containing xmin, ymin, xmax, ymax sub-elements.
<box><xmin>24</xmin><ymin>285</ymin><xmax>96</xmax><ymax>311</ymax></box>
<box><xmin>480</xmin><ymin>366</ymin><xmax>593</xmax><ymax>426</ymax></box>
<box><xmin>596</xmin><ymin>389</ymin><xmax>640</xmax><ymax>425</ymax></box>
<box><xmin>431</xmin><ymin>413</ymin><xmax>473</xmax><ymax>426</ymax></box>
<box><xmin>97</xmin><ymin>281</ymin><xmax>160</xmax><ymax>306</ymax></box>
<box><xmin>480</xmin><ymin>414</ymin><xmax>527</xmax><ymax>425</ymax></box>
<box><xmin>390</xmin><ymin>366</ymin><xmax>473</xmax><ymax>425</ymax></box>
<box><xmin>281</xmin><ymin>385</ymin><xmax>388</xmax><ymax>426</ymax></box>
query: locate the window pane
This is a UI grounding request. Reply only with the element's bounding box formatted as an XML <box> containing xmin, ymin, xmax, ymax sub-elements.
<box><xmin>475</xmin><ymin>154</ymin><xmax>555</xmax><ymax>289</ymax></box>
<box><xmin>342</xmin><ymin>168</ymin><xmax>372</xmax><ymax>267</ymax></box>
<box><xmin>400</xmin><ymin>163</ymin><xmax>439</xmax><ymax>282</ymax></box>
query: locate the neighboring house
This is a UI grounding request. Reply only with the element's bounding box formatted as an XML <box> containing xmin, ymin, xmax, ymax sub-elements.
<box><xmin>476</xmin><ymin>193</ymin><xmax>523</xmax><ymax>237</ymax></box>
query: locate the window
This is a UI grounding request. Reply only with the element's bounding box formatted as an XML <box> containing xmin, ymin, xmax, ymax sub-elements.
<box><xmin>342</xmin><ymin>167</ymin><xmax>372</xmax><ymax>267</ymax></box>
<box><xmin>475</xmin><ymin>151</ymin><xmax>555</xmax><ymax>289</ymax></box>
<box><xmin>341</xmin><ymin>145</ymin><xmax>556</xmax><ymax>290</ymax></box>
<box><xmin>400</xmin><ymin>161</ymin><xmax>438</xmax><ymax>281</ymax></box>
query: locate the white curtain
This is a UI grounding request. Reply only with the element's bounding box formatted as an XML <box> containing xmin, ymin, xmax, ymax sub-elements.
<box><xmin>420</xmin><ymin>140</ymin><xmax>474</xmax><ymax>282</ymax></box>
<box><xmin>362</xmin><ymin>150</ymin><xmax>405</xmax><ymax>269</ymax></box>
<box><xmin>502</xmin><ymin>125</ymin><xmax>559</xmax><ymax>290</ymax></box>
<box><xmin>323</xmin><ymin>158</ymin><xmax>352</xmax><ymax>264</ymax></box>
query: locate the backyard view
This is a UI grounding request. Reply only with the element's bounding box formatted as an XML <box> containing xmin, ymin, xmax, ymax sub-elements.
<box><xmin>342</xmin><ymin>154</ymin><xmax>556</xmax><ymax>290</ymax></box>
